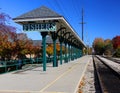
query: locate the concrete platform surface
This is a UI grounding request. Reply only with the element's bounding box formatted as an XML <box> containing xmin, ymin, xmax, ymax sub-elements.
<box><xmin>0</xmin><ymin>55</ymin><xmax>92</xmax><ymax>93</ymax></box>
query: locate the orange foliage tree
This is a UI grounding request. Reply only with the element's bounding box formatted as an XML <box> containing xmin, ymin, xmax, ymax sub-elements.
<box><xmin>33</xmin><ymin>45</ymin><xmax>42</xmax><ymax>58</ymax></box>
<box><xmin>46</xmin><ymin>44</ymin><xmax>53</xmax><ymax>57</ymax></box>
<box><xmin>0</xmin><ymin>11</ymin><xmax>17</xmax><ymax>60</ymax></box>
<box><xmin>93</xmin><ymin>38</ymin><xmax>105</xmax><ymax>55</ymax></box>
<box><xmin>0</xmin><ymin>11</ymin><xmax>42</xmax><ymax>60</ymax></box>
<box><xmin>46</xmin><ymin>43</ymin><xmax>65</xmax><ymax>58</ymax></box>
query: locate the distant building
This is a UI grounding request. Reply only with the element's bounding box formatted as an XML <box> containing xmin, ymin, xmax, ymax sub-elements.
<box><xmin>17</xmin><ymin>33</ymin><xmax>28</xmax><ymax>40</ymax></box>
<box><xmin>32</xmin><ymin>36</ymin><xmax>59</xmax><ymax>46</ymax></box>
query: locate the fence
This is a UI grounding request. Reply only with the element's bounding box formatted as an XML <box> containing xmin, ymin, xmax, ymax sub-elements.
<box><xmin>0</xmin><ymin>57</ymin><xmax>54</xmax><ymax>74</ymax></box>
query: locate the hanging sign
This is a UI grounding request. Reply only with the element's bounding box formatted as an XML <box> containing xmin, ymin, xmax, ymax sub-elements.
<box><xmin>23</xmin><ymin>22</ymin><xmax>56</xmax><ymax>32</ymax></box>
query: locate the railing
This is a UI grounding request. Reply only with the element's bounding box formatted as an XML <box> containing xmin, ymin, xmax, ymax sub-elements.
<box><xmin>0</xmin><ymin>57</ymin><xmax>54</xmax><ymax>74</ymax></box>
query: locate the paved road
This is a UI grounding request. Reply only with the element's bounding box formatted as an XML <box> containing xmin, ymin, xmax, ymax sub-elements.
<box><xmin>0</xmin><ymin>55</ymin><xmax>92</xmax><ymax>93</ymax></box>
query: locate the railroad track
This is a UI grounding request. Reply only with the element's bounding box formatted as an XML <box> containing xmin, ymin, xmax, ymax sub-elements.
<box><xmin>92</xmin><ymin>55</ymin><xmax>120</xmax><ymax>93</ymax></box>
<box><xmin>101</xmin><ymin>56</ymin><xmax>120</xmax><ymax>64</ymax></box>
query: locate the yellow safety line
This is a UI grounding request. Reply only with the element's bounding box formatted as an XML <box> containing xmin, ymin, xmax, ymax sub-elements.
<box><xmin>39</xmin><ymin>63</ymin><xmax>79</xmax><ymax>92</ymax></box>
<box><xmin>0</xmin><ymin>90</ymin><xmax>66</xmax><ymax>93</ymax></box>
<box><xmin>74</xmin><ymin>57</ymin><xmax>91</xmax><ymax>93</ymax></box>
<box><xmin>0</xmin><ymin>90</ymin><xmax>29</xmax><ymax>93</ymax></box>
<box><xmin>0</xmin><ymin>57</ymin><xmax>89</xmax><ymax>93</ymax></box>
<box><xmin>34</xmin><ymin>91</ymin><xmax>66</xmax><ymax>93</ymax></box>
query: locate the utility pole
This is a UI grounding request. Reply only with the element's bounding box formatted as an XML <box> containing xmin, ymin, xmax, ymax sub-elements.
<box><xmin>80</xmin><ymin>8</ymin><xmax>85</xmax><ymax>41</ymax></box>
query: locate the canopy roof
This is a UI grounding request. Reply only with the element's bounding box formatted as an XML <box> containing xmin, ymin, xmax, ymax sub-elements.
<box><xmin>14</xmin><ymin>6</ymin><xmax>62</xmax><ymax>19</ymax></box>
<box><xmin>13</xmin><ymin>6</ymin><xmax>86</xmax><ymax>47</ymax></box>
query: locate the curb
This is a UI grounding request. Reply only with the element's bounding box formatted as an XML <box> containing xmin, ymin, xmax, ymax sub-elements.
<box><xmin>74</xmin><ymin>56</ymin><xmax>92</xmax><ymax>93</ymax></box>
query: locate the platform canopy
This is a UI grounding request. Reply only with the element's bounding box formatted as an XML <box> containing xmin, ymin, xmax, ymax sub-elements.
<box><xmin>13</xmin><ymin>6</ymin><xmax>86</xmax><ymax>48</ymax></box>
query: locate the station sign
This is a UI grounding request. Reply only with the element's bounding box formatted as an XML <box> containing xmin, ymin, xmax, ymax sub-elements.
<box><xmin>23</xmin><ymin>22</ymin><xmax>56</xmax><ymax>32</ymax></box>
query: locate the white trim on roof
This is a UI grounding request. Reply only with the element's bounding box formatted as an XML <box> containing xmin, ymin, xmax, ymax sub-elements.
<box><xmin>61</xmin><ymin>17</ymin><xmax>86</xmax><ymax>47</ymax></box>
<box><xmin>13</xmin><ymin>17</ymin><xmax>63</xmax><ymax>22</ymax></box>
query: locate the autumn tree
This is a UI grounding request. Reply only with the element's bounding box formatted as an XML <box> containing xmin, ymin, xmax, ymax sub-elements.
<box><xmin>46</xmin><ymin>44</ymin><xmax>53</xmax><ymax>58</ymax></box>
<box><xmin>0</xmin><ymin>11</ymin><xmax>16</xmax><ymax>39</ymax></box>
<box><xmin>104</xmin><ymin>39</ymin><xmax>113</xmax><ymax>56</ymax></box>
<box><xmin>87</xmin><ymin>47</ymin><xmax>93</xmax><ymax>55</ymax></box>
<box><xmin>112</xmin><ymin>36</ymin><xmax>120</xmax><ymax>49</ymax></box>
<box><xmin>33</xmin><ymin>45</ymin><xmax>42</xmax><ymax>58</ymax></box>
<box><xmin>114</xmin><ymin>48</ymin><xmax>120</xmax><ymax>57</ymax></box>
<box><xmin>112</xmin><ymin>36</ymin><xmax>120</xmax><ymax>57</ymax></box>
<box><xmin>0</xmin><ymin>11</ymin><xmax>42</xmax><ymax>60</ymax></box>
<box><xmin>93</xmin><ymin>38</ymin><xmax>105</xmax><ymax>55</ymax></box>
<box><xmin>46</xmin><ymin>43</ymin><xmax>66</xmax><ymax>58</ymax></box>
<box><xmin>14</xmin><ymin>33</ymin><xmax>40</xmax><ymax>59</ymax></box>
<box><xmin>0</xmin><ymin>11</ymin><xmax>17</xmax><ymax>60</ymax></box>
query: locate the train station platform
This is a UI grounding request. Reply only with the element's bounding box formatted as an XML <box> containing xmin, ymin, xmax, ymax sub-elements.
<box><xmin>0</xmin><ymin>55</ymin><xmax>92</xmax><ymax>93</ymax></box>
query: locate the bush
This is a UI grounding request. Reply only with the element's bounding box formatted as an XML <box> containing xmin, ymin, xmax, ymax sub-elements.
<box><xmin>114</xmin><ymin>48</ymin><xmax>120</xmax><ymax>57</ymax></box>
<box><xmin>104</xmin><ymin>50</ymin><xmax>112</xmax><ymax>57</ymax></box>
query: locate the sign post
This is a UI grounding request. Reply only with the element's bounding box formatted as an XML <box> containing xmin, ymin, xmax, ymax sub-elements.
<box><xmin>23</xmin><ymin>22</ymin><xmax>56</xmax><ymax>71</ymax></box>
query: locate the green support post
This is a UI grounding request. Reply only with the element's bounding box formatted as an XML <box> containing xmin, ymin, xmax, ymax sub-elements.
<box><xmin>53</xmin><ymin>39</ymin><xmax>57</xmax><ymax>67</ymax></box>
<box><xmin>73</xmin><ymin>47</ymin><xmax>75</xmax><ymax>60</ymax></box>
<box><xmin>66</xmin><ymin>44</ymin><xmax>68</xmax><ymax>62</ymax></box>
<box><xmin>75</xmin><ymin>47</ymin><xmax>77</xmax><ymax>59</ymax></box>
<box><xmin>64</xmin><ymin>43</ymin><xmax>67</xmax><ymax>63</ymax></box>
<box><xmin>70</xmin><ymin>45</ymin><xmax>71</xmax><ymax>61</ymax></box>
<box><xmin>79</xmin><ymin>49</ymin><xmax>80</xmax><ymax>58</ymax></box>
<box><xmin>68</xmin><ymin>44</ymin><xmax>70</xmax><ymax>62</ymax></box>
<box><xmin>74</xmin><ymin>47</ymin><xmax>76</xmax><ymax>59</ymax></box>
<box><xmin>72</xmin><ymin>46</ymin><xmax>75</xmax><ymax>60</ymax></box>
<box><xmin>78</xmin><ymin>49</ymin><xmax>80</xmax><ymax>58</ymax></box>
<box><xmin>80</xmin><ymin>49</ymin><xmax>82</xmax><ymax>57</ymax></box>
<box><xmin>70</xmin><ymin>46</ymin><xmax>72</xmax><ymax>60</ymax></box>
<box><xmin>71</xmin><ymin>46</ymin><xmax>72</xmax><ymax>60</ymax></box>
<box><xmin>75</xmin><ymin>48</ymin><xmax>77</xmax><ymax>59</ymax></box>
<box><xmin>41</xmin><ymin>32</ymin><xmax>48</xmax><ymax>71</ymax></box>
<box><xmin>51</xmin><ymin>32</ymin><xmax>57</xmax><ymax>67</ymax></box>
<box><xmin>72</xmin><ymin>47</ymin><xmax>74</xmax><ymax>60</ymax></box>
<box><xmin>77</xmin><ymin>49</ymin><xmax>78</xmax><ymax>58</ymax></box>
<box><xmin>60</xmin><ymin>42</ymin><xmax>62</xmax><ymax>65</ymax></box>
<box><xmin>77</xmin><ymin>48</ymin><xmax>79</xmax><ymax>58</ymax></box>
<box><xmin>81</xmin><ymin>49</ymin><xmax>83</xmax><ymax>56</ymax></box>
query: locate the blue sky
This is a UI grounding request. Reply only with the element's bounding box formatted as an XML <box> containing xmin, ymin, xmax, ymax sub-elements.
<box><xmin>0</xmin><ymin>0</ymin><xmax>120</xmax><ymax>46</ymax></box>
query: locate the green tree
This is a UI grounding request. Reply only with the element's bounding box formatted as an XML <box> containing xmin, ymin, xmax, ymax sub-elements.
<box><xmin>104</xmin><ymin>39</ymin><xmax>113</xmax><ymax>56</ymax></box>
<box><xmin>114</xmin><ymin>48</ymin><xmax>120</xmax><ymax>57</ymax></box>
